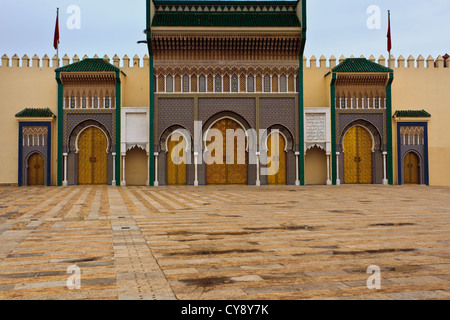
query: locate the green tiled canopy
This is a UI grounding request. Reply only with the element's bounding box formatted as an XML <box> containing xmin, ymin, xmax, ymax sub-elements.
<box><xmin>15</xmin><ymin>108</ymin><xmax>55</xmax><ymax>118</ymax></box>
<box><xmin>332</xmin><ymin>58</ymin><xmax>393</xmax><ymax>73</ymax></box>
<box><xmin>55</xmin><ymin>59</ymin><xmax>120</xmax><ymax>73</ymax></box>
<box><xmin>393</xmin><ymin>110</ymin><xmax>431</xmax><ymax>118</ymax></box>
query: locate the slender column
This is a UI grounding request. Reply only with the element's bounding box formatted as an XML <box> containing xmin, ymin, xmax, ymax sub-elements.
<box><xmin>295</xmin><ymin>151</ymin><xmax>300</xmax><ymax>186</ymax></box>
<box><xmin>63</xmin><ymin>153</ymin><xmax>68</xmax><ymax>186</ymax></box>
<box><xmin>326</xmin><ymin>153</ymin><xmax>332</xmax><ymax>185</ymax></box>
<box><xmin>336</xmin><ymin>152</ymin><xmax>341</xmax><ymax>185</ymax></box>
<box><xmin>146</xmin><ymin>152</ymin><xmax>150</xmax><ymax>186</ymax></box>
<box><xmin>154</xmin><ymin>152</ymin><xmax>159</xmax><ymax>186</ymax></box>
<box><xmin>121</xmin><ymin>153</ymin><xmax>126</xmax><ymax>186</ymax></box>
<box><xmin>112</xmin><ymin>152</ymin><xmax>116</xmax><ymax>185</ymax></box>
<box><xmin>256</xmin><ymin>152</ymin><xmax>261</xmax><ymax>186</ymax></box>
<box><xmin>194</xmin><ymin>152</ymin><xmax>199</xmax><ymax>186</ymax></box>
<box><xmin>382</xmin><ymin>151</ymin><xmax>388</xmax><ymax>185</ymax></box>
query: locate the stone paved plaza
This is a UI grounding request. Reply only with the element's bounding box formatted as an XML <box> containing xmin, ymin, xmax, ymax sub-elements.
<box><xmin>0</xmin><ymin>185</ymin><xmax>449</xmax><ymax>300</ymax></box>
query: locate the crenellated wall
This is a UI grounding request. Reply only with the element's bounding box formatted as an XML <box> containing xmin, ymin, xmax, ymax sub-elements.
<box><xmin>1</xmin><ymin>53</ymin><xmax>449</xmax><ymax>185</ymax></box>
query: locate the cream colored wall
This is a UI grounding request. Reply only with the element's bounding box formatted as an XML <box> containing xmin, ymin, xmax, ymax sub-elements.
<box><xmin>0</xmin><ymin>58</ymin><xmax>57</xmax><ymax>185</ymax></box>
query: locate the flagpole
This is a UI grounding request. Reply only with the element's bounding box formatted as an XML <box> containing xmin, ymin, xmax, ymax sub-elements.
<box><xmin>56</xmin><ymin>8</ymin><xmax>59</xmax><ymax>68</ymax></box>
<box><xmin>388</xmin><ymin>10</ymin><xmax>391</xmax><ymax>69</ymax></box>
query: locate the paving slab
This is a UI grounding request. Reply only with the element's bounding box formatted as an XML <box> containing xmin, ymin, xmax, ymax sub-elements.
<box><xmin>0</xmin><ymin>185</ymin><xmax>449</xmax><ymax>300</ymax></box>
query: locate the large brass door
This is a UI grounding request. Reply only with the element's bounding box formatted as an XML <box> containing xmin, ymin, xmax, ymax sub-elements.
<box><xmin>167</xmin><ymin>133</ymin><xmax>187</xmax><ymax>185</ymax></box>
<box><xmin>78</xmin><ymin>127</ymin><xmax>107</xmax><ymax>185</ymax></box>
<box><xmin>343</xmin><ymin>126</ymin><xmax>373</xmax><ymax>184</ymax></box>
<box><xmin>267</xmin><ymin>133</ymin><xmax>286</xmax><ymax>185</ymax></box>
<box><xmin>404</xmin><ymin>152</ymin><xmax>420</xmax><ymax>184</ymax></box>
<box><xmin>27</xmin><ymin>153</ymin><xmax>45</xmax><ymax>186</ymax></box>
<box><xmin>206</xmin><ymin>118</ymin><xmax>247</xmax><ymax>185</ymax></box>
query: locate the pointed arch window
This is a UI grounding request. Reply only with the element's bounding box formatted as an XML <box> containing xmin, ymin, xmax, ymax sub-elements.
<box><xmin>279</xmin><ymin>75</ymin><xmax>287</xmax><ymax>92</ymax></box>
<box><xmin>247</xmin><ymin>75</ymin><xmax>254</xmax><ymax>92</ymax></box>
<box><xmin>231</xmin><ymin>75</ymin><xmax>239</xmax><ymax>92</ymax></box>
<box><xmin>264</xmin><ymin>75</ymin><xmax>271</xmax><ymax>93</ymax></box>
<box><xmin>166</xmin><ymin>75</ymin><xmax>174</xmax><ymax>93</ymax></box>
<box><xmin>182</xmin><ymin>75</ymin><xmax>190</xmax><ymax>93</ymax></box>
<box><xmin>199</xmin><ymin>75</ymin><xmax>206</xmax><ymax>92</ymax></box>
<box><xmin>215</xmin><ymin>75</ymin><xmax>222</xmax><ymax>93</ymax></box>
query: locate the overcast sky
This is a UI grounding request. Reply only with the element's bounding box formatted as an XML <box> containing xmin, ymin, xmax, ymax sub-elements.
<box><xmin>1</xmin><ymin>0</ymin><xmax>449</xmax><ymax>64</ymax></box>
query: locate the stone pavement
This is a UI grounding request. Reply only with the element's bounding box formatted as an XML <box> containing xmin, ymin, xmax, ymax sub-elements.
<box><xmin>0</xmin><ymin>185</ymin><xmax>449</xmax><ymax>300</ymax></box>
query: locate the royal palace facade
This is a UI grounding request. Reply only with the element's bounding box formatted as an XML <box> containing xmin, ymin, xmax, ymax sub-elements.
<box><xmin>1</xmin><ymin>0</ymin><xmax>449</xmax><ymax>187</ymax></box>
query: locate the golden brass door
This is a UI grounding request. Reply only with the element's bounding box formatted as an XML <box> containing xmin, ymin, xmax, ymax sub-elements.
<box><xmin>206</xmin><ymin>118</ymin><xmax>247</xmax><ymax>185</ymax></box>
<box><xmin>27</xmin><ymin>153</ymin><xmax>45</xmax><ymax>186</ymax></box>
<box><xmin>78</xmin><ymin>127</ymin><xmax>107</xmax><ymax>185</ymax></box>
<box><xmin>267</xmin><ymin>133</ymin><xmax>286</xmax><ymax>185</ymax></box>
<box><xmin>344</xmin><ymin>126</ymin><xmax>373</xmax><ymax>184</ymax></box>
<box><xmin>166</xmin><ymin>133</ymin><xmax>187</xmax><ymax>185</ymax></box>
<box><xmin>404</xmin><ymin>152</ymin><xmax>420</xmax><ymax>184</ymax></box>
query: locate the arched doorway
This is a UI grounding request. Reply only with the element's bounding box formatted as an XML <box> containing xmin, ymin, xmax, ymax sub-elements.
<box><xmin>166</xmin><ymin>132</ymin><xmax>187</xmax><ymax>185</ymax></box>
<box><xmin>305</xmin><ymin>146</ymin><xmax>327</xmax><ymax>185</ymax></box>
<box><xmin>343</xmin><ymin>126</ymin><xmax>373</xmax><ymax>184</ymax></box>
<box><xmin>267</xmin><ymin>132</ymin><xmax>286</xmax><ymax>185</ymax></box>
<box><xmin>206</xmin><ymin>118</ymin><xmax>248</xmax><ymax>185</ymax></box>
<box><xmin>27</xmin><ymin>153</ymin><xmax>45</xmax><ymax>186</ymax></box>
<box><xmin>404</xmin><ymin>152</ymin><xmax>420</xmax><ymax>185</ymax></box>
<box><xmin>77</xmin><ymin>126</ymin><xmax>108</xmax><ymax>185</ymax></box>
<box><xmin>125</xmin><ymin>147</ymin><xmax>148</xmax><ymax>186</ymax></box>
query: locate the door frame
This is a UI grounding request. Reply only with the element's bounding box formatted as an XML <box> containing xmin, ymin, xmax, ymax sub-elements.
<box><xmin>397</xmin><ymin>122</ymin><xmax>429</xmax><ymax>186</ymax></box>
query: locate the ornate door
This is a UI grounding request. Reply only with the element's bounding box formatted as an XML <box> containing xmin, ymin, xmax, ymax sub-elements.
<box><xmin>78</xmin><ymin>127</ymin><xmax>107</xmax><ymax>185</ymax></box>
<box><xmin>166</xmin><ymin>132</ymin><xmax>187</xmax><ymax>185</ymax></box>
<box><xmin>344</xmin><ymin>126</ymin><xmax>373</xmax><ymax>184</ymax></box>
<box><xmin>267</xmin><ymin>133</ymin><xmax>286</xmax><ymax>185</ymax></box>
<box><xmin>404</xmin><ymin>152</ymin><xmax>420</xmax><ymax>184</ymax></box>
<box><xmin>206</xmin><ymin>118</ymin><xmax>248</xmax><ymax>185</ymax></box>
<box><xmin>27</xmin><ymin>153</ymin><xmax>45</xmax><ymax>186</ymax></box>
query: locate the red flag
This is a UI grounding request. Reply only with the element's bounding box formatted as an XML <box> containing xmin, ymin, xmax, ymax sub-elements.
<box><xmin>53</xmin><ymin>9</ymin><xmax>59</xmax><ymax>50</ymax></box>
<box><xmin>387</xmin><ymin>10</ymin><xmax>392</xmax><ymax>53</ymax></box>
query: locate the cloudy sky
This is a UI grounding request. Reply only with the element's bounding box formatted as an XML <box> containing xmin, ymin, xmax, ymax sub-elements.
<box><xmin>1</xmin><ymin>0</ymin><xmax>449</xmax><ymax>64</ymax></box>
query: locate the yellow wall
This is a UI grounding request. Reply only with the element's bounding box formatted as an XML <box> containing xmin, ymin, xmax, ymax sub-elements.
<box><xmin>1</xmin><ymin>54</ymin><xmax>449</xmax><ymax>186</ymax></box>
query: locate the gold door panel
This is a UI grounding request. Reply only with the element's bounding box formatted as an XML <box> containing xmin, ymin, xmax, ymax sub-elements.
<box><xmin>28</xmin><ymin>153</ymin><xmax>44</xmax><ymax>186</ymax></box>
<box><xmin>404</xmin><ymin>152</ymin><xmax>420</xmax><ymax>184</ymax></box>
<box><xmin>344</xmin><ymin>126</ymin><xmax>372</xmax><ymax>184</ymax></box>
<box><xmin>78</xmin><ymin>127</ymin><xmax>107</xmax><ymax>185</ymax></box>
<box><xmin>267</xmin><ymin>133</ymin><xmax>286</xmax><ymax>185</ymax></box>
<box><xmin>167</xmin><ymin>133</ymin><xmax>187</xmax><ymax>185</ymax></box>
<box><xmin>206</xmin><ymin>118</ymin><xmax>247</xmax><ymax>185</ymax></box>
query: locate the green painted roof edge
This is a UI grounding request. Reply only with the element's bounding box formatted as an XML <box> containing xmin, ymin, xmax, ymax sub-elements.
<box><xmin>55</xmin><ymin>58</ymin><xmax>120</xmax><ymax>73</ymax></box>
<box><xmin>153</xmin><ymin>1</ymin><xmax>299</xmax><ymax>6</ymax></box>
<box><xmin>393</xmin><ymin>110</ymin><xmax>431</xmax><ymax>118</ymax></box>
<box><xmin>152</xmin><ymin>12</ymin><xmax>300</xmax><ymax>27</ymax></box>
<box><xmin>15</xmin><ymin>108</ymin><xmax>55</xmax><ymax>118</ymax></box>
<box><xmin>332</xmin><ymin>58</ymin><xmax>393</xmax><ymax>73</ymax></box>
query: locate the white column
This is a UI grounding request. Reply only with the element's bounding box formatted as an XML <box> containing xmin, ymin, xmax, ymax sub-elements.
<box><xmin>194</xmin><ymin>152</ymin><xmax>199</xmax><ymax>186</ymax></box>
<box><xmin>256</xmin><ymin>152</ymin><xmax>260</xmax><ymax>186</ymax></box>
<box><xmin>111</xmin><ymin>152</ymin><xmax>116</xmax><ymax>185</ymax></box>
<box><xmin>295</xmin><ymin>151</ymin><xmax>300</xmax><ymax>186</ymax></box>
<box><xmin>382</xmin><ymin>151</ymin><xmax>388</xmax><ymax>185</ymax></box>
<box><xmin>121</xmin><ymin>153</ymin><xmax>126</xmax><ymax>186</ymax></box>
<box><xmin>146</xmin><ymin>152</ymin><xmax>150</xmax><ymax>186</ymax></box>
<box><xmin>63</xmin><ymin>153</ymin><xmax>68</xmax><ymax>186</ymax></box>
<box><xmin>336</xmin><ymin>152</ymin><xmax>341</xmax><ymax>185</ymax></box>
<box><xmin>326</xmin><ymin>153</ymin><xmax>332</xmax><ymax>185</ymax></box>
<box><xmin>154</xmin><ymin>152</ymin><xmax>159</xmax><ymax>186</ymax></box>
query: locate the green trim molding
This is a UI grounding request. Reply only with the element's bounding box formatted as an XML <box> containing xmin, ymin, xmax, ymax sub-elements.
<box><xmin>332</xmin><ymin>58</ymin><xmax>393</xmax><ymax>73</ymax></box>
<box><xmin>386</xmin><ymin>72</ymin><xmax>394</xmax><ymax>185</ymax></box>
<box><xmin>56</xmin><ymin>71</ymin><xmax>63</xmax><ymax>186</ymax></box>
<box><xmin>330</xmin><ymin>73</ymin><xmax>337</xmax><ymax>185</ymax></box>
<box><xmin>55</xmin><ymin>58</ymin><xmax>120</xmax><ymax>73</ymax></box>
<box><xmin>115</xmin><ymin>71</ymin><xmax>122</xmax><ymax>186</ymax></box>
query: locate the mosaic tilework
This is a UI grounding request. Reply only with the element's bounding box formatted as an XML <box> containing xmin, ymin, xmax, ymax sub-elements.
<box><xmin>157</xmin><ymin>98</ymin><xmax>195</xmax><ymax>140</ymax></box>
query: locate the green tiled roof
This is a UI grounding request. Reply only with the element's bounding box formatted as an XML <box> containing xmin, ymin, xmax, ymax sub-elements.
<box><xmin>152</xmin><ymin>12</ymin><xmax>300</xmax><ymax>27</ymax></box>
<box><xmin>55</xmin><ymin>58</ymin><xmax>120</xmax><ymax>73</ymax></box>
<box><xmin>15</xmin><ymin>108</ymin><xmax>55</xmax><ymax>118</ymax></box>
<box><xmin>332</xmin><ymin>58</ymin><xmax>393</xmax><ymax>73</ymax></box>
<box><xmin>153</xmin><ymin>1</ymin><xmax>299</xmax><ymax>5</ymax></box>
<box><xmin>393</xmin><ymin>110</ymin><xmax>431</xmax><ymax>118</ymax></box>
